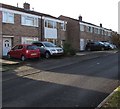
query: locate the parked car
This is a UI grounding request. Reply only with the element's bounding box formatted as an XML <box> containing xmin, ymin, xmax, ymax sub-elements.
<box><xmin>85</xmin><ymin>41</ymin><xmax>110</xmax><ymax>51</ymax></box>
<box><xmin>7</xmin><ymin>44</ymin><xmax>40</xmax><ymax>61</ymax></box>
<box><xmin>32</xmin><ymin>41</ymin><xmax>64</xmax><ymax>58</ymax></box>
<box><xmin>102</xmin><ymin>42</ymin><xmax>117</xmax><ymax>50</ymax></box>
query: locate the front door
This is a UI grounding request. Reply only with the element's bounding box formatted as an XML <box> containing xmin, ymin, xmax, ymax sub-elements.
<box><xmin>3</xmin><ymin>38</ymin><xmax>12</xmax><ymax>56</ymax></box>
<box><xmin>80</xmin><ymin>38</ymin><xmax>85</xmax><ymax>51</ymax></box>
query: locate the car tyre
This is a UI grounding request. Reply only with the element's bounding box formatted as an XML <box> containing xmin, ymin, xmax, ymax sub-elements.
<box><xmin>7</xmin><ymin>53</ymin><xmax>11</xmax><ymax>59</ymax></box>
<box><xmin>87</xmin><ymin>48</ymin><xmax>91</xmax><ymax>51</ymax></box>
<box><xmin>101</xmin><ymin>47</ymin><xmax>104</xmax><ymax>51</ymax></box>
<box><xmin>45</xmin><ymin>52</ymin><xmax>50</xmax><ymax>59</ymax></box>
<box><xmin>21</xmin><ymin>55</ymin><xmax>26</xmax><ymax>61</ymax></box>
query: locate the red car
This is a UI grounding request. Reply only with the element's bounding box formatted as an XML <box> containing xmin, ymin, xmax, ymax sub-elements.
<box><xmin>7</xmin><ymin>44</ymin><xmax>40</xmax><ymax>61</ymax></box>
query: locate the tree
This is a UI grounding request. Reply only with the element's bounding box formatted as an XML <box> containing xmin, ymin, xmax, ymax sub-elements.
<box><xmin>111</xmin><ymin>32</ymin><xmax>120</xmax><ymax>49</ymax></box>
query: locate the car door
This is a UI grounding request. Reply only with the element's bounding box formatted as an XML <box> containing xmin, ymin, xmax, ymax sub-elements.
<box><xmin>16</xmin><ymin>45</ymin><xmax>24</xmax><ymax>58</ymax></box>
<box><xmin>10</xmin><ymin>45</ymin><xmax>19</xmax><ymax>58</ymax></box>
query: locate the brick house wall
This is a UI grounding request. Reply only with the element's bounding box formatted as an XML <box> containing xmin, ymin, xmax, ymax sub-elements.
<box><xmin>2</xmin><ymin>13</ymin><xmax>41</xmax><ymax>46</ymax></box>
<box><xmin>57</xmin><ymin>22</ymin><xmax>66</xmax><ymax>46</ymax></box>
<box><xmin>59</xmin><ymin>15</ymin><xmax>112</xmax><ymax>51</ymax></box>
<box><xmin>59</xmin><ymin>15</ymin><xmax>80</xmax><ymax>51</ymax></box>
<box><xmin>80</xmin><ymin>25</ymin><xmax>111</xmax><ymax>44</ymax></box>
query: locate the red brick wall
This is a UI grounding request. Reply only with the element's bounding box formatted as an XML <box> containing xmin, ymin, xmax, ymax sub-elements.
<box><xmin>2</xmin><ymin>13</ymin><xmax>42</xmax><ymax>46</ymax></box>
<box><xmin>59</xmin><ymin>16</ymin><xmax>80</xmax><ymax>51</ymax></box>
<box><xmin>2</xmin><ymin>14</ymin><xmax>41</xmax><ymax>36</ymax></box>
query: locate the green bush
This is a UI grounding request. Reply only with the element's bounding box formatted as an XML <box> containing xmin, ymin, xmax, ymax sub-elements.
<box><xmin>63</xmin><ymin>42</ymin><xmax>76</xmax><ymax>56</ymax></box>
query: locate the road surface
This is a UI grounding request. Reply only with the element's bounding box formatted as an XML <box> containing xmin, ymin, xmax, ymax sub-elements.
<box><xmin>2</xmin><ymin>52</ymin><xmax>119</xmax><ymax>108</ymax></box>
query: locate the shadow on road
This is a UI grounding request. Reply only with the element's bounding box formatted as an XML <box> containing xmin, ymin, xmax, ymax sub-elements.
<box><xmin>2</xmin><ymin>70</ymin><xmax>109</xmax><ymax>108</ymax></box>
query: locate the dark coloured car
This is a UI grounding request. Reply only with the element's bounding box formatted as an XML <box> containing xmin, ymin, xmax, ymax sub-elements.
<box><xmin>7</xmin><ymin>44</ymin><xmax>40</xmax><ymax>61</ymax></box>
<box><xmin>85</xmin><ymin>41</ymin><xmax>110</xmax><ymax>51</ymax></box>
<box><xmin>102</xmin><ymin>42</ymin><xmax>117</xmax><ymax>50</ymax></box>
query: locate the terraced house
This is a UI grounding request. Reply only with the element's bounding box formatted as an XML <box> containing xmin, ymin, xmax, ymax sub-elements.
<box><xmin>59</xmin><ymin>15</ymin><xmax>112</xmax><ymax>51</ymax></box>
<box><xmin>0</xmin><ymin>3</ymin><xmax>67</xmax><ymax>56</ymax></box>
<box><xmin>0</xmin><ymin>2</ymin><xmax>114</xmax><ymax>57</ymax></box>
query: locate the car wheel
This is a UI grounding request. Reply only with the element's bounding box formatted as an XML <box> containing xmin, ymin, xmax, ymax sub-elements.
<box><xmin>21</xmin><ymin>55</ymin><xmax>26</xmax><ymax>61</ymax></box>
<box><xmin>101</xmin><ymin>47</ymin><xmax>104</xmax><ymax>51</ymax></box>
<box><xmin>7</xmin><ymin>53</ymin><xmax>11</xmax><ymax>59</ymax></box>
<box><xmin>87</xmin><ymin>48</ymin><xmax>91</xmax><ymax>51</ymax></box>
<box><xmin>45</xmin><ymin>52</ymin><xmax>50</xmax><ymax>59</ymax></box>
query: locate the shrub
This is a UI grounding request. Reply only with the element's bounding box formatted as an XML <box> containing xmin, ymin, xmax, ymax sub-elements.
<box><xmin>63</xmin><ymin>42</ymin><xmax>76</xmax><ymax>56</ymax></box>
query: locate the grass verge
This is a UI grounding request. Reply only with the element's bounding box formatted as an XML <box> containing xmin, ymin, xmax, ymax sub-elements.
<box><xmin>101</xmin><ymin>86</ymin><xmax>120</xmax><ymax>108</ymax></box>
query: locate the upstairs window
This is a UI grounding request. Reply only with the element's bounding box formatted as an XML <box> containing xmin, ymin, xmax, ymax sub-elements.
<box><xmin>48</xmin><ymin>20</ymin><xmax>54</xmax><ymax>28</ymax></box>
<box><xmin>87</xmin><ymin>26</ymin><xmax>93</xmax><ymax>33</ymax></box>
<box><xmin>80</xmin><ymin>24</ymin><xmax>84</xmax><ymax>31</ymax></box>
<box><xmin>104</xmin><ymin>31</ymin><xmax>108</xmax><ymax>36</ymax></box>
<box><xmin>21</xmin><ymin>15</ymin><xmax>38</xmax><ymax>27</ymax></box>
<box><xmin>102</xmin><ymin>30</ymin><xmax>104</xmax><ymax>35</ymax></box>
<box><xmin>60</xmin><ymin>22</ymin><xmax>66</xmax><ymax>31</ymax></box>
<box><xmin>108</xmin><ymin>32</ymin><xmax>111</xmax><ymax>36</ymax></box>
<box><xmin>45</xmin><ymin>20</ymin><xmax>57</xmax><ymax>29</ymax></box>
<box><xmin>98</xmin><ymin>29</ymin><xmax>100</xmax><ymax>34</ymax></box>
<box><xmin>94</xmin><ymin>28</ymin><xmax>98</xmax><ymax>34</ymax></box>
<box><xmin>2</xmin><ymin>11</ymin><xmax>14</xmax><ymax>24</ymax></box>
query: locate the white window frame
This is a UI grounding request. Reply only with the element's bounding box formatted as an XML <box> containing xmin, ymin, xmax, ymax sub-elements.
<box><xmin>104</xmin><ymin>31</ymin><xmax>107</xmax><ymax>36</ymax></box>
<box><xmin>60</xmin><ymin>22</ymin><xmax>66</xmax><ymax>31</ymax></box>
<box><xmin>2</xmin><ymin>11</ymin><xmax>14</xmax><ymax>24</ymax></box>
<box><xmin>108</xmin><ymin>32</ymin><xmax>111</xmax><ymax>36</ymax></box>
<box><xmin>80</xmin><ymin>24</ymin><xmax>84</xmax><ymax>31</ymax></box>
<box><xmin>21</xmin><ymin>15</ymin><xmax>38</xmax><ymax>27</ymax></box>
<box><xmin>45</xmin><ymin>19</ymin><xmax>57</xmax><ymax>29</ymax></box>
<box><xmin>98</xmin><ymin>29</ymin><xmax>100</xmax><ymax>34</ymax></box>
<box><xmin>87</xmin><ymin>26</ymin><xmax>93</xmax><ymax>33</ymax></box>
<box><xmin>94</xmin><ymin>28</ymin><xmax>98</xmax><ymax>34</ymax></box>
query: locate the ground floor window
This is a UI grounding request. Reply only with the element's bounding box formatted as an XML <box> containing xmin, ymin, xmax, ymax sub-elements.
<box><xmin>21</xmin><ymin>37</ymin><xmax>38</xmax><ymax>44</ymax></box>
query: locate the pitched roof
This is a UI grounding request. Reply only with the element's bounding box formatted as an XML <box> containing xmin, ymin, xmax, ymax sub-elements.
<box><xmin>59</xmin><ymin>15</ymin><xmax>112</xmax><ymax>31</ymax></box>
<box><xmin>1</xmin><ymin>3</ymin><xmax>59</xmax><ymax>19</ymax></box>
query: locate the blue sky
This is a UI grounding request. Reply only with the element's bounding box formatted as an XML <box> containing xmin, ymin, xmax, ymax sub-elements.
<box><xmin>0</xmin><ymin>0</ymin><xmax>119</xmax><ymax>32</ymax></box>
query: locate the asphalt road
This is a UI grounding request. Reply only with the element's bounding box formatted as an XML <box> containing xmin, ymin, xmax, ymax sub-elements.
<box><xmin>2</xmin><ymin>52</ymin><xmax>119</xmax><ymax>108</ymax></box>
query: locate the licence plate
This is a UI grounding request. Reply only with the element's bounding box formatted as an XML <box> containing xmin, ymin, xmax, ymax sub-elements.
<box><xmin>31</xmin><ymin>53</ymin><xmax>37</xmax><ymax>56</ymax></box>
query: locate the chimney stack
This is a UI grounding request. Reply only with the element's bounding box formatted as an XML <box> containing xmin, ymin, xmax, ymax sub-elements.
<box><xmin>79</xmin><ymin>15</ymin><xmax>82</xmax><ymax>21</ymax></box>
<box><xmin>100</xmin><ymin>23</ymin><xmax>102</xmax><ymax>27</ymax></box>
<box><xmin>23</xmin><ymin>2</ymin><xmax>30</xmax><ymax>10</ymax></box>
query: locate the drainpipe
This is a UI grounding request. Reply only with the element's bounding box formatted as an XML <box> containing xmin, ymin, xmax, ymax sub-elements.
<box><xmin>41</xmin><ymin>16</ymin><xmax>43</xmax><ymax>41</ymax></box>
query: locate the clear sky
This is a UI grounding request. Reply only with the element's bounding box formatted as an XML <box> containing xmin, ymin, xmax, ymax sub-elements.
<box><xmin>0</xmin><ymin>0</ymin><xmax>119</xmax><ymax>32</ymax></box>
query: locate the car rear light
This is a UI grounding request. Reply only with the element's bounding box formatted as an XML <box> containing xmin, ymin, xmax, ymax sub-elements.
<box><xmin>26</xmin><ymin>50</ymin><xmax>29</xmax><ymax>53</ymax></box>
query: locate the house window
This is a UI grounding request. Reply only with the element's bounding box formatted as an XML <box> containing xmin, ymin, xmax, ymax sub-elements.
<box><xmin>45</xmin><ymin>20</ymin><xmax>57</xmax><ymax>29</ymax></box>
<box><xmin>87</xmin><ymin>26</ymin><xmax>93</xmax><ymax>33</ymax></box>
<box><xmin>80</xmin><ymin>24</ymin><xmax>84</xmax><ymax>31</ymax></box>
<box><xmin>104</xmin><ymin>31</ymin><xmax>108</xmax><ymax>36</ymax></box>
<box><xmin>2</xmin><ymin>11</ymin><xmax>14</xmax><ymax>24</ymax></box>
<box><xmin>102</xmin><ymin>30</ymin><xmax>104</xmax><ymax>35</ymax></box>
<box><xmin>94</xmin><ymin>28</ymin><xmax>98</xmax><ymax>34</ymax></box>
<box><xmin>108</xmin><ymin>32</ymin><xmax>111</xmax><ymax>36</ymax></box>
<box><xmin>98</xmin><ymin>29</ymin><xmax>100</xmax><ymax>34</ymax></box>
<box><xmin>21</xmin><ymin>15</ymin><xmax>38</xmax><ymax>27</ymax></box>
<box><xmin>48</xmin><ymin>20</ymin><xmax>54</xmax><ymax>28</ymax></box>
<box><xmin>60</xmin><ymin>22</ymin><xmax>66</xmax><ymax>31</ymax></box>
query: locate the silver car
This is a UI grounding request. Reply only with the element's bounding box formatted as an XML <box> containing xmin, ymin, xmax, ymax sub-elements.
<box><xmin>32</xmin><ymin>41</ymin><xmax>64</xmax><ymax>58</ymax></box>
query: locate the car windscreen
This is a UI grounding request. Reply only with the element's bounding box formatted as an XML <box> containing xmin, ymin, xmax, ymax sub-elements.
<box><xmin>26</xmin><ymin>45</ymin><xmax>38</xmax><ymax>50</ymax></box>
<box><xmin>43</xmin><ymin>42</ymin><xmax>56</xmax><ymax>47</ymax></box>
